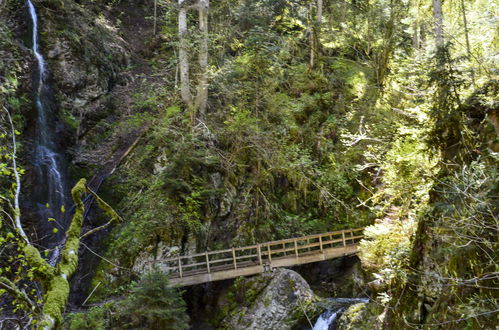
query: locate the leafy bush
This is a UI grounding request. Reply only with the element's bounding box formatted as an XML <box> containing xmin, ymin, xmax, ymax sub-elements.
<box><xmin>67</xmin><ymin>271</ymin><xmax>189</xmax><ymax>330</ymax></box>
<box><xmin>119</xmin><ymin>271</ymin><xmax>189</xmax><ymax>329</ymax></box>
<box><xmin>359</xmin><ymin>215</ymin><xmax>417</xmax><ymax>290</ymax></box>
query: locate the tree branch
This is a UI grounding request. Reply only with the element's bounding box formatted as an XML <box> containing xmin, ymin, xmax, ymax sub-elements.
<box><xmin>0</xmin><ymin>277</ymin><xmax>40</xmax><ymax>313</ymax></box>
<box><xmin>2</xmin><ymin>107</ymin><xmax>28</xmax><ymax>244</ymax></box>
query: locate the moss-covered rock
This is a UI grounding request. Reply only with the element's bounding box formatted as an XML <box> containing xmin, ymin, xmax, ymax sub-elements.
<box><xmin>215</xmin><ymin>269</ymin><xmax>320</xmax><ymax>330</ymax></box>
<box><xmin>337</xmin><ymin>302</ymin><xmax>384</xmax><ymax>330</ymax></box>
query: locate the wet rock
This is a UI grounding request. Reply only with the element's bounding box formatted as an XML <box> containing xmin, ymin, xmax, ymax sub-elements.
<box><xmin>218</xmin><ymin>269</ymin><xmax>319</xmax><ymax>330</ymax></box>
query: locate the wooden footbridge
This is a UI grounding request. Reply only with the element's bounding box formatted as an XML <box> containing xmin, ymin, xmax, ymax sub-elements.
<box><xmin>152</xmin><ymin>227</ymin><xmax>364</xmax><ymax>287</ymax></box>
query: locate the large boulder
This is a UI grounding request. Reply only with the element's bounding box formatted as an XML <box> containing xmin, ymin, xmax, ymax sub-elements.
<box><xmin>216</xmin><ymin>269</ymin><xmax>320</xmax><ymax>330</ymax></box>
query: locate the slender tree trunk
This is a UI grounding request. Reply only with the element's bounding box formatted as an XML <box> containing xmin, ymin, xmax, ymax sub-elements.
<box><xmin>412</xmin><ymin>21</ymin><xmax>419</xmax><ymax>48</ymax></box>
<box><xmin>432</xmin><ymin>0</ymin><xmax>444</xmax><ymax>47</ymax></box>
<box><xmin>376</xmin><ymin>0</ymin><xmax>401</xmax><ymax>88</ymax></box>
<box><xmin>153</xmin><ymin>0</ymin><xmax>157</xmax><ymax>35</ymax></box>
<box><xmin>317</xmin><ymin>0</ymin><xmax>323</xmax><ymax>25</ymax></box>
<box><xmin>3</xmin><ymin>108</ymin><xmax>27</xmax><ymax>243</ymax></box>
<box><xmin>195</xmin><ymin>0</ymin><xmax>209</xmax><ymax>118</ymax></box>
<box><xmin>460</xmin><ymin>0</ymin><xmax>475</xmax><ymax>84</ymax></box>
<box><xmin>412</xmin><ymin>7</ymin><xmax>420</xmax><ymax>49</ymax></box>
<box><xmin>460</xmin><ymin>0</ymin><xmax>471</xmax><ymax>57</ymax></box>
<box><xmin>309</xmin><ymin>0</ymin><xmax>322</xmax><ymax>69</ymax></box>
<box><xmin>178</xmin><ymin>0</ymin><xmax>193</xmax><ymax>107</ymax></box>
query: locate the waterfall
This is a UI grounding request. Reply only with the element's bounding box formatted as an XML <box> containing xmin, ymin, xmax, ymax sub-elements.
<box><xmin>313</xmin><ymin>298</ymin><xmax>369</xmax><ymax>330</ymax></box>
<box><xmin>27</xmin><ymin>0</ymin><xmax>69</xmax><ymax>262</ymax></box>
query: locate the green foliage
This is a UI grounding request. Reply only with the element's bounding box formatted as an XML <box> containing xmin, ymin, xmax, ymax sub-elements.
<box><xmin>66</xmin><ymin>304</ymin><xmax>110</xmax><ymax>329</ymax></box>
<box><xmin>427</xmin><ymin>47</ymin><xmax>471</xmax><ymax>160</ymax></box>
<box><xmin>118</xmin><ymin>271</ymin><xmax>189</xmax><ymax>329</ymax></box>
<box><xmin>359</xmin><ymin>216</ymin><xmax>417</xmax><ymax>292</ymax></box>
<box><xmin>378</xmin><ymin>131</ymin><xmax>437</xmax><ymax>210</ymax></box>
<box><xmin>66</xmin><ymin>271</ymin><xmax>188</xmax><ymax>330</ymax></box>
<box><xmin>6</xmin><ymin>0</ymin><xmax>490</xmax><ymax>328</ymax></box>
<box><xmin>0</xmin><ymin>6</ymin><xmax>34</xmax><ymax>325</ymax></box>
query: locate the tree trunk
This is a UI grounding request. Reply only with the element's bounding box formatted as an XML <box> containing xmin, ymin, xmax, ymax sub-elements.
<box><xmin>460</xmin><ymin>0</ymin><xmax>475</xmax><ymax>84</ymax></box>
<box><xmin>153</xmin><ymin>0</ymin><xmax>157</xmax><ymax>35</ymax></box>
<box><xmin>178</xmin><ymin>1</ymin><xmax>193</xmax><ymax>107</ymax></box>
<box><xmin>412</xmin><ymin>21</ymin><xmax>419</xmax><ymax>48</ymax></box>
<box><xmin>412</xmin><ymin>6</ymin><xmax>420</xmax><ymax>50</ymax></box>
<box><xmin>195</xmin><ymin>0</ymin><xmax>209</xmax><ymax>118</ymax></box>
<box><xmin>309</xmin><ymin>0</ymin><xmax>322</xmax><ymax>69</ymax></box>
<box><xmin>317</xmin><ymin>0</ymin><xmax>323</xmax><ymax>25</ymax></box>
<box><xmin>432</xmin><ymin>0</ymin><xmax>444</xmax><ymax>47</ymax></box>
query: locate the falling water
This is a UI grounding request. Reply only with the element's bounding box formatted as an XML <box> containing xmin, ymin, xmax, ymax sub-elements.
<box><xmin>27</xmin><ymin>0</ymin><xmax>69</xmax><ymax>261</ymax></box>
<box><xmin>313</xmin><ymin>298</ymin><xmax>369</xmax><ymax>330</ymax></box>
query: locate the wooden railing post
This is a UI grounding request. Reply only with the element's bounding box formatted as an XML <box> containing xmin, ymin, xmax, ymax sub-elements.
<box><xmin>283</xmin><ymin>243</ymin><xmax>286</xmax><ymax>256</ymax></box>
<box><xmin>350</xmin><ymin>231</ymin><xmax>354</xmax><ymax>244</ymax></box>
<box><xmin>319</xmin><ymin>235</ymin><xmax>323</xmax><ymax>252</ymax></box>
<box><xmin>232</xmin><ymin>247</ymin><xmax>237</xmax><ymax>269</ymax></box>
<box><xmin>342</xmin><ymin>231</ymin><xmax>346</xmax><ymax>246</ymax></box>
<box><xmin>257</xmin><ymin>244</ymin><xmax>262</xmax><ymax>265</ymax></box>
<box><xmin>178</xmin><ymin>257</ymin><xmax>183</xmax><ymax>278</ymax></box>
<box><xmin>294</xmin><ymin>239</ymin><xmax>298</xmax><ymax>257</ymax></box>
<box><xmin>267</xmin><ymin>244</ymin><xmax>272</xmax><ymax>262</ymax></box>
<box><xmin>205</xmin><ymin>252</ymin><xmax>210</xmax><ymax>273</ymax></box>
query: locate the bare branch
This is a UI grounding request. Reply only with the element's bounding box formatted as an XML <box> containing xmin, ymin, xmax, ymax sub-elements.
<box><xmin>2</xmin><ymin>107</ymin><xmax>28</xmax><ymax>244</ymax></box>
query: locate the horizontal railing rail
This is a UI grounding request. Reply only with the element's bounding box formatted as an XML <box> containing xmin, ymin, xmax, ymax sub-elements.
<box><xmin>150</xmin><ymin>227</ymin><xmax>364</xmax><ymax>279</ymax></box>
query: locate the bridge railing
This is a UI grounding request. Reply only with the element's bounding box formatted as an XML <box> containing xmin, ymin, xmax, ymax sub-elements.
<box><xmin>152</xmin><ymin>227</ymin><xmax>364</xmax><ymax>279</ymax></box>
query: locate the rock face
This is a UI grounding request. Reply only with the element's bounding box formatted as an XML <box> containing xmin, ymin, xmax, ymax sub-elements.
<box><xmin>132</xmin><ymin>242</ymin><xmax>181</xmax><ymax>274</ymax></box>
<box><xmin>33</xmin><ymin>0</ymin><xmax>131</xmax><ymax>164</ymax></box>
<box><xmin>42</xmin><ymin>2</ymin><xmax>130</xmax><ymax>118</ymax></box>
<box><xmin>218</xmin><ymin>269</ymin><xmax>319</xmax><ymax>330</ymax></box>
<box><xmin>292</xmin><ymin>255</ymin><xmax>367</xmax><ymax>298</ymax></box>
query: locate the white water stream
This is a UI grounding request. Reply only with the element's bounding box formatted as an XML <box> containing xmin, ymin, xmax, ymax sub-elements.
<box><xmin>27</xmin><ymin>0</ymin><xmax>69</xmax><ymax>262</ymax></box>
<box><xmin>313</xmin><ymin>298</ymin><xmax>369</xmax><ymax>330</ymax></box>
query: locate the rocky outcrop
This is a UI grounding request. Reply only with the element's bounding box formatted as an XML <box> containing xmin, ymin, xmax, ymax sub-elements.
<box><xmin>42</xmin><ymin>1</ymin><xmax>130</xmax><ymax>114</ymax></box>
<box><xmin>132</xmin><ymin>242</ymin><xmax>181</xmax><ymax>274</ymax></box>
<box><xmin>216</xmin><ymin>269</ymin><xmax>319</xmax><ymax>330</ymax></box>
<box><xmin>34</xmin><ymin>0</ymin><xmax>131</xmax><ymax>164</ymax></box>
<box><xmin>292</xmin><ymin>255</ymin><xmax>367</xmax><ymax>298</ymax></box>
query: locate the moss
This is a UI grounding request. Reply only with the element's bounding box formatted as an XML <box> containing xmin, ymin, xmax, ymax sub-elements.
<box><xmin>211</xmin><ymin>275</ymin><xmax>271</xmax><ymax>327</ymax></box>
<box><xmin>40</xmin><ymin>275</ymin><xmax>70</xmax><ymax>328</ymax></box>
<box><xmin>337</xmin><ymin>303</ymin><xmax>383</xmax><ymax>330</ymax></box>
<box><xmin>87</xmin><ymin>186</ymin><xmax>123</xmax><ymax>224</ymax></box>
<box><xmin>23</xmin><ymin>245</ymin><xmax>54</xmax><ymax>281</ymax></box>
<box><xmin>288</xmin><ymin>296</ymin><xmax>320</xmax><ymax>326</ymax></box>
